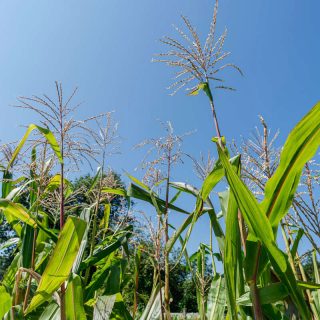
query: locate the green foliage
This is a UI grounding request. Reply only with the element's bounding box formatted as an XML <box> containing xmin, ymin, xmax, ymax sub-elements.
<box><xmin>0</xmin><ymin>10</ymin><xmax>319</xmax><ymax>317</ymax></box>
<box><xmin>122</xmin><ymin>245</ymin><xmax>200</xmax><ymax>314</ymax></box>
<box><xmin>65</xmin><ymin>274</ymin><xmax>86</xmax><ymax>320</ymax></box>
<box><xmin>26</xmin><ymin>216</ymin><xmax>87</xmax><ymax>313</ymax></box>
<box><xmin>206</xmin><ymin>275</ymin><xmax>226</xmax><ymax>320</ymax></box>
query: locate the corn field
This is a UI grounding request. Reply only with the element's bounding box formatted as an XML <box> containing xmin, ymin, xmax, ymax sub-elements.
<box><xmin>0</xmin><ymin>1</ymin><xmax>320</xmax><ymax>320</ymax></box>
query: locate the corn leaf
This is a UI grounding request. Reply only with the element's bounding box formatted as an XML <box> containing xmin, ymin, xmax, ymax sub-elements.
<box><xmin>100</xmin><ymin>203</ymin><xmax>111</xmax><ymax>230</ymax></box>
<box><xmin>176</xmin><ymin>155</ymin><xmax>240</xmax><ymax>259</ymax></box>
<box><xmin>65</xmin><ymin>273</ymin><xmax>86</xmax><ymax>320</ymax></box>
<box><xmin>44</xmin><ymin>174</ymin><xmax>73</xmax><ymax>198</ymax></box>
<box><xmin>170</xmin><ymin>182</ymin><xmax>199</xmax><ymax>197</ymax></box>
<box><xmin>72</xmin><ymin>207</ymin><xmax>92</xmax><ymax>274</ymax></box>
<box><xmin>166</xmin><ymin>209</ymin><xmax>207</xmax><ymax>253</ymax></box>
<box><xmin>79</xmin><ymin>232</ymin><xmax>131</xmax><ymax>271</ymax></box>
<box><xmin>21</xmin><ymin>225</ymin><xmax>35</xmax><ymax>268</ymax></box>
<box><xmin>125</xmin><ymin>172</ymin><xmax>150</xmax><ymax>191</ymax></box>
<box><xmin>85</xmin><ymin>259</ymin><xmax>113</xmax><ymax>301</ymax></box>
<box><xmin>172</xmin><ymin>158</ymin><xmax>240</xmax><ymax>263</ymax></box>
<box><xmin>109</xmin><ymin>293</ymin><xmax>133</xmax><ymax>320</ymax></box>
<box><xmin>38</xmin><ymin>303</ymin><xmax>60</xmax><ymax>320</ymax></box>
<box><xmin>216</xmin><ymin>145</ymin><xmax>286</xmax><ymax>270</ymax></box>
<box><xmin>8</xmin><ymin>124</ymin><xmax>62</xmax><ymax>170</ymax></box>
<box><xmin>290</xmin><ymin>228</ymin><xmax>304</xmax><ymax>258</ymax></box>
<box><xmin>312</xmin><ymin>251</ymin><xmax>320</xmax><ymax>316</ymax></box>
<box><xmin>1</xmin><ymin>171</ymin><xmax>13</xmax><ymax>198</ymax></box>
<box><xmin>101</xmin><ymin>188</ymin><xmax>127</xmax><ymax>197</ymax></box>
<box><xmin>0</xmin><ymin>286</ymin><xmax>11</xmax><ymax>319</ymax></box>
<box><xmin>0</xmin><ymin>200</ymin><xmax>36</xmax><ymax>228</ymax></box>
<box><xmin>26</xmin><ymin>216</ymin><xmax>86</xmax><ymax>313</ymax></box>
<box><xmin>199</xmin><ymin>155</ymin><xmax>239</xmax><ymax>202</ymax></box>
<box><xmin>127</xmin><ymin>183</ymin><xmax>189</xmax><ymax>214</ymax></box>
<box><xmin>2</xmin><ymin>253</ymin><xmax>20</xmax><ymax>290</ymax></box>
<box><xmin>86</xmin><ymin>166</ymin><xmax>102</xmax><ymax>196</ymax></box>
<box><xmin>297</xmin><ymin>281</ymin><xmax>320</xmax><ymax>290</ymax></box>
<box><xmin>188</xmin><ymin>82</ymin><xmax>207</xmax><ymax>96</ymax></box>
<box><xmin>93</xmin><ymin>295</ymin><xmax>116</xmax><ymax>320</ymax></box>
<box><xmin>223</xmin><ymin>188</ymin><xmax>241</xmax><ymax>319</ymax></box>
<box><xmin>216</xmin><ymin>144</ymin><xmax>311</xmax><ymax>318</ymax></box>
<box><xmin>313</xmin><ymin>250</ymin><xmax>320</xmax><ymax>283</ymax></box>
<box><xmin>206</xmin><ymin>275</ymin><xmax>226</xmax><ymax>320</ymax></box>
<box><xmin>140</xmin><ymin>285</ymin><xmax>164</xmax><ymax>320</ymax></box>
<box><xmin>221</xmin><ymin>157</ymin><xmax>242</xmax><ymax>320</ymax></box>
<box><xmin>237</xmin><ymin>282</ymin><xmax>288</xmax><ymax>306</ymax></box>
<box><xmin>261</xmin><ymin>101</ymin><xmax>320</xmax><ymax>227</ymax></box>
<box><xmin>0</xmin><ymin>237</ymin><xmax>19</xmax><ymax>250</ymax></box>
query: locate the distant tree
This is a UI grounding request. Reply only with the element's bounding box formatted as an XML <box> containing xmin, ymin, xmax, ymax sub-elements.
<box><xmin>0</xmin><ymin>220</ymin><xmax>16</xmax><ymax>279</ymax></box>
<box><xmin>71</xmin><ymin>171</ymin><xmax>129</xmax><ymax>222</ymax></box>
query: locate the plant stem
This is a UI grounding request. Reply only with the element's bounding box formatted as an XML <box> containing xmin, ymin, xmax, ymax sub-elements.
<box><xmin>156</xmin><ymin>213</ymin><xmax>165</xmax><ymax>320</ymax></box>
<box><xmin>59</xmin><ymin>162</ymin><xmax>66</xmax><ymax>320</ymax></box>
<box><xmin>133</xmin><ymin>273</ymin><xmax>139</xmax><ymax>319</ymax></box>
<box><xmin>238</xmin><ymin>209</ymin><xmax>247</xmax><ymax>256</ymax></box>
<box><xmin>209</xmin><ymin>221</ymin><xmax>216</xmax><ymax>276</ymax></box>
<box><xmin>200</xmin><ymin>248</ymin><xmax>206</xmax><ymax>320</ymax></box>
<box><xmin>14</xmin><ymin>269</ymin><xmax>22</xmax><ymax>306</ymax></box>
<box><xmin>249</xmin><ymin>282</ymin><xmax>264</xmax><ymax>320</ymax></box>
<box><xmin>59</xmin><ymin>106</ymin><xmax>66</xmax><ymax>320</ymax></box>
<box><xmin>164</xmin><ymin>153</ymin><xmax>172</xmax><ymax>320</ymax></box>
<box><xmin>133</xmin><ymin>250</ymin><xmax>140</xmax><ymax>319</ymax></box>
<box><xmin>280</xmin><ymin>223</ymin><xmax>298</xmax><ymax>277</ymax></box>
<box><xmin>205</xmin><ymin>83</ymin><xmax>222</xmax><ymax>147</ymax></box>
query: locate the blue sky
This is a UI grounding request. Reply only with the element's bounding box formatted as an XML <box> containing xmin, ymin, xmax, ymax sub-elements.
<box><xmin>0</xmin><ymin>1</ymin><xmax>319</xmax><ymax>253</ymax></box>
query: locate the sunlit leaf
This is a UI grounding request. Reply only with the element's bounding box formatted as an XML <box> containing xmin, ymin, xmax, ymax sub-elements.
<box><xmin>26</xmin><ymin>216</ymin><xmax>86</xmax><ymax>313</ymax></box>
<box><xmin>206</xmin><ymin>275</ymin><xmax>226</xmax><ymax>320</ymax></box>
<box><xmin>65</xmin><ymin>273</ymin><xmax>87</xmax><ymax>320</ymax></box>
<box><xmin>262</xmin><ymin>101</ymin><xmax>320</xmax><ymax>227</ymax></box>
<box><xmin>0</xmin><ymin>286</ymin><xmax>11</xmax><ymax>319</ymax></box>
<box><xmin>8</xmin><ymin>124</ymin><xmax>63</xmax><ymax>170</ymax></box>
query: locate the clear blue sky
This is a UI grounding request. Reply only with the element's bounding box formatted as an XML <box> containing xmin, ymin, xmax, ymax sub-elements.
<box><xmin>0</xmin><ymin>1</ymin><xmax>319</xmax><ymax>253</ymax></box>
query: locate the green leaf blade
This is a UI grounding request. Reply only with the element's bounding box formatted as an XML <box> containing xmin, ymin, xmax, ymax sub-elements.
<box><xmin>26</xmin><ymin>216</ymin><xmax>86</xmax><ymax>313</ymax></box>
<box><xmin>262</xmin><ymin>101</ymin><xmax>320</xmax><ymax>227</ymax></box>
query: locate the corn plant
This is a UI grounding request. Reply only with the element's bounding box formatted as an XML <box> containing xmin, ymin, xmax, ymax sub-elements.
<box><xmin>150</xmin><ymin>0</ymin><xmax>320</xmax><ymax>318</ymax></box>
<box><xmin>0</xmin><ymin>86</ymin><xmax>134</xmax><ymax>319</ymax></box>
<box><xmin>0</xmin><ymin>1</ymin><xmax>319</xmax><ymax>319</ymax></box>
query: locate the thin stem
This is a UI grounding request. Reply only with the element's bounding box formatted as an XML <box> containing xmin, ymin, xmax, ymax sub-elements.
<box><xmin>14</xmin><ymin>269</ymin><xmax>22</xmax><ymax>306</ymax></box>
<box><xmin>59</xmin><ymin>104</ymin><xmax>66</xmax><ymax>320</ymax></box>
<box><xmin>164</xmin><ymin>152</ymin><xmax>172</xmax><ymax>320</ymax></box>
<box><xmin>209</xmin><ymin>99</ymin><xmax>222</xmax><ymax>146</ymax></box>
<box><xmin>156</xmin><ymin>213</ymin><xmax>165</xmax><ymax>320</ymax></box>
<box><xmin>200</xmin><ymin>249</ymin><xmax>206</xmax><ymax>320</ymax></box>
<box><xmin>133</xmin><ymin>251</ymin><xmax>140</xmax><ymax>319</ymax></box>
<box><xmin>209</xmin><ymin>220</ymin><xmax>216</xmax><ymax>276</ymax></box>
<box><xmin>280</xmin><ymin>223</ymin><xmax>298</xmax><ymax>278</ymax></box>
<box><xmin>238</xmin><ymin>209</ymin><xmax>247</xmax><ymax>257</ymax></box>
<box><xmin>249</xmin><ymin>281</ymin><xmax>264</xmax><ymax>320</ymax></box>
